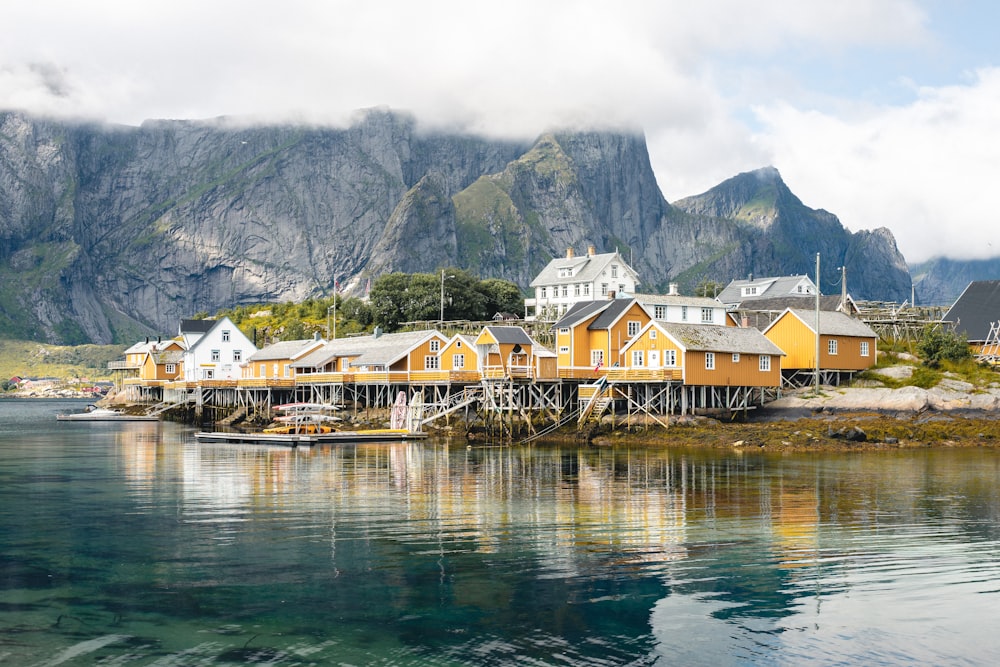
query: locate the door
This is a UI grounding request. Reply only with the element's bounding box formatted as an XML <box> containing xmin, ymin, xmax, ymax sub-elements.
<box><xmin>649</xmin><ymin>350</ymin><xmax>660</xmax><ymax>368</ymax></box>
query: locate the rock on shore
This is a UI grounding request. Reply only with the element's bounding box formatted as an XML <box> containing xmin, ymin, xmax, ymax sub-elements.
<box><xmin>766</xmin><ymin>382</ymin><xmax>1000</xmax><ymax>413</ymax></box>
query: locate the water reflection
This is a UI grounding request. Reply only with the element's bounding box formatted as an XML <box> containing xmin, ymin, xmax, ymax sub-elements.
<box><xmin>2</xmin><ymin>403</ymin><xmax>1000</xmax><ymax>665</ymax></box>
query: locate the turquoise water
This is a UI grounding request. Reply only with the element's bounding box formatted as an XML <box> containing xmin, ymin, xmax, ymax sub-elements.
<box><xmin>2</xmin><ymin>400</ymin><xmax>1000</xmax><ymax>665</ymax></box>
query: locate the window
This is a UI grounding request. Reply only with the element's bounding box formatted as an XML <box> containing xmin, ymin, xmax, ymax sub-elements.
<box><xmin>165</xmin><ymin>363</ymin><xmax>175</xmax><ymax>374</ymax></box>
<box><xmin>631</xmin><ymin>350</ymin><xmax>644</xmax><ymax>367</ymax></box>
<box><xmin>272</xmin><ymin>363</ymin><xmax>278</xmax><ymax>377</ymax></box>
<box><xmin>743</xmin><ymin>286</ymin><xmax>758</xmax><ymax>296</ymax></box>
<box><xmin>259</xmin><ymin>363</ymin><xmax>266</xmax><ymax>377</ymax></box>
<box><xmin>591</xmin><ymin>350</ymin><xmax>605</xmax><ymax>367</ymax></box>
<box><xmin>211</xmin><ymin>349</ymin><xmax>220</xmax><ymax>362</ymax></box>
<box><xmin>627</xmin><ymin>320</ymin><xmax>641</xmax><ymax>337</ymax></box>
<box><xmin>233</xmin><ymin>349</ymin><xmax>242</xmax><ymax>362</ymax></box>
<box><xmin>681</xmin><ymin>306</ymin><xmax>688</xmax><ymax>321</ymax></box>
<box><xmin>732</xmin><ymin>353</ymin><xmax>740</xmax><ymax>363</ymax></box>
<box><xmin>561</xmin><ymin>285</ymin><xmax>568</xmax><ymax>298</ymax></box>
<box><xmin>701</xmin><ymin>307</ymin><xmax>713</xmax><ymax>323</ymax></box>
<box><xmin>705</xmin><ymin>352</ymin><xmax>715</xmax><ymax>370</ymax></box>
<box><xmin>828</xmin><ymin>339</ymin><xmax>838</xmax><ymax>355</ymax></box>
<box><xmin>654</xmin><ymin>305</ymin><xmax>666</xmax><ymax>319</ymax></box>
<box><xmin>574</xmin><ymin>284</ymin><xmax>581</xmax><ymax>296</ymax></box>
<box><xmin>425</xmin><ymin>355</ymin><xmax>440</xmax><ymax>370</ymax></box>
<box><xmin>664</xmin><ymin>350</ymin><xmax>677</xmax><ymax>366</ymax></box>
<box><xmin>284</xmin><ymin>364</ymin><xmax>291</xmax><ymax>378</ymax></box>
<box><xmin>759</xmin><ymin>355</ymin><xmax>771</xmax><ymax>371</ymax></box>
<box><xmin>559</xmin><ymin>327</ymin><xmax>569</xmax><ymax>334</ymax></box>
<box><xmin>611</xmin><ymin>265</ymin><xmax>619</xmax><ymax>278</ymax></box>
<box><xmin>861</xmin><ymin>341</ymin><xmax>870</xmax><ymax>357</ymax></box>
<box><xmin>583</xmin><ymin>284</ymin><xmax>590</xmax><ymax>296</ymax></box>
<box><xmin>430</xmin><ymin>340</ymin><xmax>440</xmax><ymax>352</ymax></box>
<box><xmin>540</xmin><ymin>287</ymin><xmax>547</xmax><ymax>298</ymax></box>
<box><xmin>222</xmin><ymin>330</ymin><xmax>230</xmax><ymax>342</ymax></box>
<box><xmin>454</xmin><ymin>354</ymin><xmax>465</xmax><ymax>369</ymax></box>
<box><xmin>559</xmin><ymin>346</ymin><xmax>570</xmax><ymax>354</ymax></box>
<box><xmin>650</xmin><ymin>329</ymin><xmax>657</xmax><ymax>339</ymax></box>
<box><xmin>203</xmin><ymin>368</ymin><xmax>214</xmax><ymax>379</ymax></box>
<box><xmin>456</xmin><ymin>340</ymin><xmax>462</xmax><ymax>348</ymax></box>
<box><xmin>618</xmin><ymin>284</ymin><xmax>625</xmax><ymax>294</ymax></box>
<box><xmin>601</xmin><ymin>283</ymin><xmax>608</xmax><ymax>296</ymax></box>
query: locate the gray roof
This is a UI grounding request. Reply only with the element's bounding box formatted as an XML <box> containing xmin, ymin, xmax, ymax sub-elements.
<box><xmin>732</xmin><ymin>295</ymin><xmax>845</xmax><ymax>312</ymax></box>
<box><xmin>943</xmin><ymin>280</ymin><xmax>1000</xmax><ymax>342</ymax></box>
<box><xmin>551</xmin><ymin>300</ymin><xmax>612</xmax><ymax>329</ymax></box>
<box><xmin>530</xmin><ymin>251</ymin><xmax>637</xmax><ymax>288</ymax></box>
<box><xmin>632</xmin><ymin>293</ymin><xmax>722</xmax><ymax>308</ymax></box>
<box><xmin>769</xmin><ymin>309</ymin><xmax>878</xmax><ymax>338</ymax></box>
<box><xmin>483</xmin><ymin>326</ymin><xmax>533</xmax><ymax>345</ymax></box>
<box><xmin>152</xmin><ymin>349</ymin><xmax>183</xmax><ymax>364</ymax></box>
<box><xmin>717</xmin><ymin>275</ymin><xmax>815</xmax><ymax>305</ymax></box>
<box><xmin>248</xmin><ymin>339</ymin><xmax>322</xmax><ymax>362</ymax></box>
<box><xmin>179</xmin><ymin>318</ymin><xmax>215</xmax><ymax>334</ymax></box>
<box><xmin>656</xmin><ymin>323</ymin><xmax>786</xmax><ymax>355</ymax></box>
<box><xmin>291</xmin><ymin>329</ymin><xmax>443</xmax><ymax>369</ymax></box>
<box><xmin>589</xmin><ymin>298</ymin><xmax>641</xmax><ymax>330</ymax></box>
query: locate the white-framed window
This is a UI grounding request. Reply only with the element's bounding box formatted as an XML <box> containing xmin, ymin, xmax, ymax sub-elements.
<box><xmin>211</xmin><ymin>349</ymin><xmax>220</xmax><ymax>362</ymax></box>
<box><xmin>591</xmin><ymin>350</ymin><xmax>605</xmax><ymax>367</ymax></box>
<box><xmin>430</xmin><ymin>340</ymin><xmax>440</xmax><ymax>352</ymax></box>
<box><xmin>559</xmin><ymin>346</ymin><xmax>570</xmax><ymax>354</ymax></box>
<box><xmin>701</xmin><ymin>308</ymin><xmax>713</xmax><ymax>323</ymax></box>
<box><xmin>627</xmin><ymin>320</ymin><xmax>641</xmax><ymax>337</ymax></box>
<box><xmin>425</xmin><ymin>355</ymin><xmax>440</xmax><ymax>370</ymax></box>
<box><xmin>456</xmin><ymin>340</ymin><xmax>462</xmax><ymax>348</ymax></box>
<box><xmin>631</xmin><ymin>350</ymin><xmax>644</xmax><ymax>367</ymax></box>
<box><xmin>233</xmin><ymin>349</ymin><xmax>242</xmax><ymax>362</ymax></box>
<box><xmin>681</xmin><ymin>306</ymin><xmax>688</xmax><ymax>321</ymax></box>
<box><xmin>611</xmin><ymin>265</ymin><xmax>619</xmax><ymax>278</ymax></box>
<box><xmin>540</xmin><ymin>287</ymin><xmax>547</xmax><ymax>298</ymax></box>
<box><xmin>583</xmin><ymin>284</ymin><xmax>590</xmax><ymax>296</ymax></box>
<box><xmin>743</xmin><ymin>286</ymin><xmax>758</xmax><ymax>296</ymax></box>
<box><xmin>759</xmin><ymin>355</ymin><xmax>771</xmax><ymax>371</ymax></box>
<box><xmin>222</xmin><ymin>330</ymin><xmax>230</xmax><ymax>342</ymax></box>
<box><xmin>165</xmin><ymin>363</ymin><xmax>176</xmax><ymax>374</ymax></box>
<box><xmin>650</xmin><ymin>329</ymin><xmax>657</xmax><ymax>339</ymax></box>
<box><xmin>732</xmin><ymin>353</ymin><xmax>740</xmax><ymax>363</ymax></box>
<box><xmin>618</xmin><ymin>284</ymin><xmax>625</xmax><ymax>294</ymax></box>
<box><xmin>601</xmin><ymin>283</ymin><xmax>608</xmax><ymax>296</ymax></box>
<box><xmin>705</xmin><ymin>352</ymin><xmax>715</xmax><ymax>370</ymax></box>
<box><xmin>574</xmin><ymin>284</ymin><xmax>581</xmax><ymax>296</ymax></box>
<box><xmin>664</xmin><ymin>350</ymin><xmax>677</xmax><ymax>366</ymax></box>
<box><xmin>203</xmin><ymin>368</ymin><xmax>214</xmax><ymax>379</ymax></box>
<box><xmin>272</xmin><ymin>363</ymin><xmax>278</xmax><ymax>377</ymax></box>
<box><xmin>454</xmin><ymin>354</ymin><xmax>465</xmax><ymax>369</ymax></box>
<box><xmin>828</xmin><ymin>339</ymin><xmax>838</xmax><ymax>355</ymax></box>
<box><xmin>559</xmin><ymin>327</ymin><xmax>569</xmax><ymax>334</ymax></box>
<box><xmin>561</xmin><ymin>285</ymin><xmax>568</xmax><ymax>298</ymax></box>
<box><xmin>860</xmin><ymin>341</ymin><xmax>870</xmax><ymax>357</ymax></box>
<box><xmin>654</xmin><ymin>305</ymin><xmax>666</xmax><ymax>319</ymax></box>
<box><xmin>284</xmin><ymin>364</ymin><xmax>291</xmax><ymax>378</ymax></box>
<box><xmin>259</xmin><ymin>363</ymin><xmax>266</xmax><ymax>377</ymax></box>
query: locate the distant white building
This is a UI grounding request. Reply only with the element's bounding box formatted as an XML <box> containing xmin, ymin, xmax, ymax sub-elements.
<box><xmin>628</xmin><ymin>286</ymin><xmax>730</xmax><ymax>326</ymax></box>
<box><xmin>180</xmin><ymin>317</ymin><xmax>257</xmax><ymax>381</ymax></box>
<box><xmin>716</xmin><ymin>274</ymin><xmax>817</xmax><ymax>310</ymax></box>
<box><xmin>526</xmin><ymin>246</ymin><xmax>640</xmax><ymax>321</ymax></box>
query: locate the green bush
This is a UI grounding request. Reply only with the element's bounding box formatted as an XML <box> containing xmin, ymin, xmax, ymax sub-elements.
<box><xmin>916</xmin><ymin>325</ymin><xmax>971</xmax><ymax>368</ymax></box>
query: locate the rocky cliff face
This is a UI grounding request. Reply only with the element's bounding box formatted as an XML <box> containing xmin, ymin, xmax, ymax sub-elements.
<box><xmin>0</xmin><ymin>109</ymin><xmax>912</xmax><ymax>344</ymax></box>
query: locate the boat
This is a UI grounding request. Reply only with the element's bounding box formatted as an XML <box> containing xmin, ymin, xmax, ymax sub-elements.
<box><xmin>56</xmin><ymin>405</ymin><xmax>159</xmax><ymax>422</ymax></box>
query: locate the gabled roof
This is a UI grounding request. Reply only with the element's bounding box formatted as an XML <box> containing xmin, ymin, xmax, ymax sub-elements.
<box><xmin>630</xmin><ymin>292</ymin><xmax>722</xmax><ymax>309</ymax></box>
<box><xmin>179</xmin><ymin>319</ymin><xmax>215</xmax><ymax>335</ymax></box>
<box><xmin>943</xmin><ymin>280</ymin><xmax>1000</xmax><ymax>342</ymax></box>
<box><xmin>248</xmin><ymin>338</ymin><xmax>324</xmax><ymax>362</ymax></box>
<box><xmin>481</xmin><ymin>326</ymin><xmax>534</xmax><ymax>345</ymax></box>
<box><xmin>763</xmin><ymin>309</ymin><xmax>877</xmax><ymax>338</ymax></box>
<box><xmin>630</xmin><ymin>322</ymin><xmax>784</xmax><ymax>356</ymax></box>
<box><xmin>717</xmin><ymin>275</ymin><xmax>815</xmax><ymax>305</ymax></box>
<box><xmin>441</xmin><ymin>333</ymin><xmax>477</xmax><ymax>354</ymax></box>
<box><xmin>152</xmin><ymin>349</ymin><xmax>183</xmax><ymax>365</ymax></box>
<box><xmin>732</xmin><ymin>295</ymin><xmax>846</xmax><ymax>313</ymax></box>
<box><xmin>588</xmin><ymin>299</ymin><xmax>644</xmax><ymax>330</ymax></box>
<box><xmin>530</xmin><ymin>251</ymin><xmax>638</xmax><ymax>288</ymax></box>
<box><xmin>551</xmin><ymin>300</ymin><xmax>612</xmax><ymax>329</ymax></box>
<box><xmin>290</xmin><ymin>329</ymin><xmax>444</xmax><ymax>369</ymax></box>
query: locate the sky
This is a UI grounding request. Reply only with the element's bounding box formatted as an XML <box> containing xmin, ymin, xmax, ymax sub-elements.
<box><xmin>2</xmin><ymin>0</ymin><xmax>998</xmax><ymax>264</ymax></box>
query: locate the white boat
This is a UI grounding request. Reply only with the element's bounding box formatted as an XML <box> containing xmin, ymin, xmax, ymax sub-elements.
<box><xmin>56</xmin><ymin>405</ymin><xmax>158</xmax><ymax>422</ymax></box>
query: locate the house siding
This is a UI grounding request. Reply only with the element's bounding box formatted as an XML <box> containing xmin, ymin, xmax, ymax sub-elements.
<box><xmin>765</xmin><ymin>314</ymin><xmax>875</xmax><ymax>371</ymax></box>
<box><xmin>682</xmin><ymin>351</ymin><xmax>781</xmax><ymax>387</ymax></box>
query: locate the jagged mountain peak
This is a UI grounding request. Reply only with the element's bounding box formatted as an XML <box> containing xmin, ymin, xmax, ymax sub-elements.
<box><xmin>671</xmin><ymin>165</ymin><xmax>803</xmax><ymax>228</ymax></box>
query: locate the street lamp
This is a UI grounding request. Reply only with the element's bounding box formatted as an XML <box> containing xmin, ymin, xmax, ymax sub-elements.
<box><xmin>327</xmin><ymin>303</ymin><xmax>336</xmax><ymax>341</ymax></box>
<box><xmin>440</xmin><ymin>269</ymin><xmax>455</xmax><ymax>324</ymax></box>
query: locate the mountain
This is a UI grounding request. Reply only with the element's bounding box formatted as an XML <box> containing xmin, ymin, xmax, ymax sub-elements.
<box><xmin>910</xmin><ymin>256</ymin><xmax>1000</xmax><ymax>306</ymax></box>
<box><xmin>0</xmin><ymin>109</ymin><xmax>912</xmax><ymax>344</ymax></box>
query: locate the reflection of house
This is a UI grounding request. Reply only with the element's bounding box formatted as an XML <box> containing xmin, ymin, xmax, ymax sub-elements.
<box><xmin>762</xmin><ymin>308</ymin><xmax>877</xmax><ymax>385</ymax></box>
<box><xmin>942</xmin><ymin>280</ymin><xmax>1000</xmax><ymax>353</ymax></box>
<box><xmin>620</xmin><ymin>321</ymin><xmax>784</xmax><ymax>387</ymax></box>
<box><xmin>527</xmin><ymin>246</ymin><xmax>640</xmax><ymax>321</ymax></box>
<box><xmin>717</xmin><ymin>275</ymin><xmax>817</xmax><ymax>309</ymax></box>
<box><xmin>552</xmin><ymin>298</ymin><xmax>652</xmax><ymax>378</ymax></box>
<box><xmin>475</xmin><ymin>326</ymin><xmax>556</xmax><ymax>379</ymax></box>
<box><xmin>242</xmin><ymin>338</ymin><xmax>326</xmax><ymax>384</ymax></box>
<box><xmin>181</xmin><ymin>317</ymin><xmax>256</xmax><ymax>382</ymax></box>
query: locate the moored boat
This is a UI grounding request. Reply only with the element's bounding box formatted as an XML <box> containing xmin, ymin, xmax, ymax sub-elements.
<box><xmin>56</xmin><ymin>405</ymin><xmax>159</xmax><ymax>422</ymax></box>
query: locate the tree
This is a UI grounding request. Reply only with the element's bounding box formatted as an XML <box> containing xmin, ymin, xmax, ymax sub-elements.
<box><xmin>478</xmin><ymin>278</ymin><xmax>523</xmax><ymax>316</ymax></box>
<box><xmin>917</xmin><ymin>324</ymin><xmax>971</xmax><ymax>367</ymax></box>
<box><xmin>695</xmin><ymin>279</ymin><xmax>724</xmax><ymax>298</ymax></box>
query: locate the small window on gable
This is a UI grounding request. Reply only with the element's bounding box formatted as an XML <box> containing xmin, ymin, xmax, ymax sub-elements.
<box><xmin>732</xmin><ymin>353</ymin><xmax>740</xmax><ymax>363</ymax></box>
<box><xmin>650</xmin><ymin>330</ymin><xmax>657</xmax><ymax>339</ymax></box>
<box><xmin>430</xmin><ymin>340</ymin><xmax>440</xmax><ymax>352</ymax></box>
<box><xmin>222</xmin><ymin>330</ymin><xmax>230</xmax><ymax>342</ymax></box>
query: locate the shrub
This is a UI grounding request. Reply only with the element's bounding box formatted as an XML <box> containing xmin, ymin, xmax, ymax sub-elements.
<box><xmin>917</xmin><ymin>325</ymin><xmax>971</xmax><ymax>368</ymax></box>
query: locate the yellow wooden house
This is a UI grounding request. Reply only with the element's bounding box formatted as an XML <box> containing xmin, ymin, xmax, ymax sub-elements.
<box><xmin>474</xmin><ymin>326</ymin><xmax>557</xmax><ymax>380</ymax></box>
<box><xmin>762</xmin><ymin>308</ymin><xmax>877</xmax><ymax>376</ymax></box>
<box><xmin>619</xmin><ymin>321</ymin><xmax>784</xmax><ymax>387</ymax></box>
<box><xmin>552</xmin><ymin>298</ymin><xmax>652</xmax><ymax>379</ymax></box>
<box><xmin>241</xmin><ymin>338</ymin><xmax>327</xmax><ymax>387</ymax></box>
<box><xmin>438</xmin><ymin>334</ymin><xmax>481</xmax><ymax>382</ymax></box>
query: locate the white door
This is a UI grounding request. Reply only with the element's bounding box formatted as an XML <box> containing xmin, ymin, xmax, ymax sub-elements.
<box><xmin>649</xmin><ymin>350</ymin><xmax>660</xmax><ymax>368</ymax></box>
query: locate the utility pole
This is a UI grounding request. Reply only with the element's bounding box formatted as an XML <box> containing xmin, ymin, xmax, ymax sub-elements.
<box><xmin>815</xmin><ymin>253</ymin><xmax>821</xmax><ymax>395</ymax></box>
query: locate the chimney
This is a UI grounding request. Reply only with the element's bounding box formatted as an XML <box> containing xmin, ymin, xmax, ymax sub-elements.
<box><xmin>668</xmin><ymin>283</ymin><xmax>679</xmax><ymax>296</ymax></box>
<box><xmin>587</xmin><ymin>245</ymin><xmax>596</xmax><ymax>256</ymax></box>
<box><xmin>748</xmin><ymin>273</ymin><xmax>753</xmax><ymax>282</ymax></box>
<box><xmin>566</xmin><ymin>247</ymin><xmax>574</xmax><ymax>259</ymax></box>
<box><xmin>741</xmin><ymin>316</ymin><xmax>750</xmax><ymax>328</ymax></box>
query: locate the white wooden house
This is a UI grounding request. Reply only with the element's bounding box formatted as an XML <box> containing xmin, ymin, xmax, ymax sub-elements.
<box><xmin>180</xmin><ymin>317</ymin><xmax>257</xmax><ymax>382</ymax></box>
